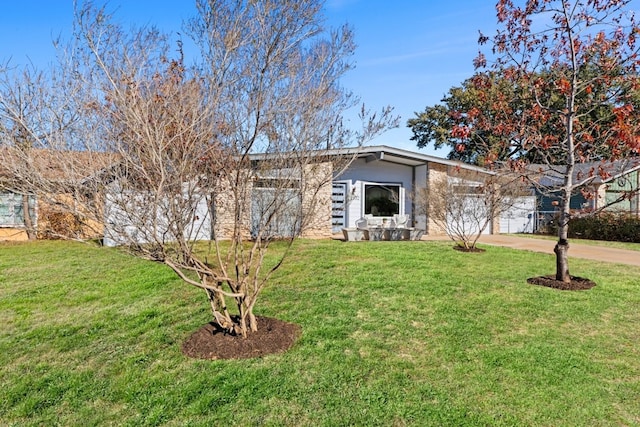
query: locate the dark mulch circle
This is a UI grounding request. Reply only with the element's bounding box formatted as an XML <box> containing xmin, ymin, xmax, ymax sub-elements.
<box><xmin>181</xmin><ymin>316</ymin><xmax>301</xmax><ymax>360</ymax></box>
<box><xmin>453</xmin><ymin>245</ymin><xmax>486</xmax><ymax>253</ymax></box>
<box><xmin>527</xmin><ymin>275</ymin><xmax>597</xmax><ymax>291</ymax></box>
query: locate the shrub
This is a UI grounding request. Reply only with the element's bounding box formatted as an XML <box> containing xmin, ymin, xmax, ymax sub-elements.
<box><xmin>38</xmin><ymin>209</ymin><xmax>84</xmax><ymax>240</ymax></box>
<box><xmin>569</xmin><ymin>213</ymin><xmax>640</xmax><ymax>243</ymax></box>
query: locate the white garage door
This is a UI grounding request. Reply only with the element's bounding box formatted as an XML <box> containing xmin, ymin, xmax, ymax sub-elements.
<box><xmin>500</xmin><ymin>197</ymin><xmax>536</xmax><ymax>233</ymax></box>
<box><xmin>446</xmin><ymin>195</ymin><xmax>492</xmax><ymax>236</ymax></box>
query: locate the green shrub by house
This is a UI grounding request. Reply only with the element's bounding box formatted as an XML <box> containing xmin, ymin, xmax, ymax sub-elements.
<box><xmin>569</xmin><ymin>213</ymin><xmax>640</xmax><ymax>243</ymax></box>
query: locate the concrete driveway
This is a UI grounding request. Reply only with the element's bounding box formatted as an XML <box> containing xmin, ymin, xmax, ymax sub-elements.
<box><xmin>438</xmin><ymin>234</ymin><xmax>640</xmax><ymax>267</ymax></box>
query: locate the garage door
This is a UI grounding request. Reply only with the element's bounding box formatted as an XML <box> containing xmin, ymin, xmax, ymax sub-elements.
<box><xmin>500</xmin><ymin>197</ymin><xmax>536</xmax><ymax>233</ymax></box>
<box><xmin>446</xmin><ymin>195</ymin><xmax>492</xmax><ymax>236</ymax></box>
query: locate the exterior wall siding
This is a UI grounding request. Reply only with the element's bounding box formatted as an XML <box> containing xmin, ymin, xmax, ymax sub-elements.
<box><xmin>299</xmin><ymin>162</ymin><xmax>333</xmax><ymax>239</ymax></box>
<box><xmin>212</xmin><ymin>175</ymin><xmax>252</xmax><ymax>240</ymax></box>
<box><xmin>0</xmin><ymin>228</ymin><xmax>28</xmax><ymax>241</ymax></box>
<box><xmin>104</xmin><ymin>162</ymin><xmax>333</xmax><ymax>245</ymax></box>
<box><xmin>426</xmin><ymin>162</ymin><xmax>448</xmax><ymax>236</ymax></box>
<box><xmin>413</xmin><ymin>164</ymin><xmax>428</xmax><ymax>231</ymax></box>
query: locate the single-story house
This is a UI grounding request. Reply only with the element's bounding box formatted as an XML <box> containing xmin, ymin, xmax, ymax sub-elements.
<box><xmin>0</xmin><ymin>145</ymin><xmax>534</xmax><ymax>244</ymax></box>
<box><xmin>330</xmin><ymin>145</ymin><xmax>536</xmax><ymax>236</ymax></box>
<box><xmin>98</xmin><ymin>144</ymin><xmax>539</xmax><ymax>245</ymax></box>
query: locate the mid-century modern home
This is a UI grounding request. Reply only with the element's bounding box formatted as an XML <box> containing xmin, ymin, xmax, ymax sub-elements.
<box><xmin>2</xmin><ymin>145</ymin><xmax>541</xmax><ymax>243</ymax></box>
<box><xmin>330</xmin><ymin>145</ymin><xmax>535</xmax><ymax>236</ymax></box>
<box><xmin>235</xmin><ymin>145</ymin><xmax>536</xmax><ymax>241</ymax></box>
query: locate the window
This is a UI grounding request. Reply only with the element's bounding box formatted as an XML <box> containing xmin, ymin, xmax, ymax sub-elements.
<box><xmin>605</xmin><ymin>171</ymin><xmax>639</xmax><ymax>215</ymax></box>
<box><xmin>0</xmin><ymin>192</ymin><xmax>36</xmax><ymax>227</ymax></box>
<box><xmin>364</xmin><ymin>184</ymin><xmax>400</xmax><ymax>217</ymax></box>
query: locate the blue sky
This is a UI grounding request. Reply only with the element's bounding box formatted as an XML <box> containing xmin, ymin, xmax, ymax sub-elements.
<box><xmin>0</xmin><ymin>1</ymin><xmax>499</xmax><ymax>156</ymax></box>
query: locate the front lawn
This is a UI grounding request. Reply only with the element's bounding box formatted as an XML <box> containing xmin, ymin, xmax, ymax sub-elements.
<box><xmin>508</xmin><ymin>233</ymin><xmax>640</xmax><ymax>252</ymax></box>
<box><xmin>1</xmin><ymin>240</ymin><xmax>639</xmax><ymax>426</ymax></box>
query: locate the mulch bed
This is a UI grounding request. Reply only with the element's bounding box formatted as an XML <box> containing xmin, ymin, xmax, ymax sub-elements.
<box><xmin>527</xmin><ymin>275</ymin><xmax>597</xmax><ymax>291</ymax></box>
<box><xmin>453</xmin><ymin>245</ymin><xmax>486</xmax><ymax>253</ymax></box>
<box><xmin>181</xmin><ymin>316</ymin><xmax>301</xmax><ymax>360</ymax></box>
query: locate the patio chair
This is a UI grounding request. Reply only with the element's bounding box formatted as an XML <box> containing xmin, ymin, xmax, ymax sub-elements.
<box><xmin>355</xmin><ymin>217</ymin><xmax>369</xmax><ymax>230</ymax></box>
<box><xmin>363</xmin><ymin>214</ymin><xmax>383</xmax><ymax>228</ymax></box>
<box><xmin>393</xmin><ymin>214</ymin><xmax>409</xmax><ymax>228</ymax></box>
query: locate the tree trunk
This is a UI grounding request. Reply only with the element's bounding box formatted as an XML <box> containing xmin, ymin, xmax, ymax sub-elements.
<box><xmin>555</xmin><ymin>195</ymin><xmax>572</xmax><ymax>283</ymax></box>
<box><xmin>554</xmin><ymin>238</ymin><xmax>571</xmax><ymax>283</ymax></box>
<box><xmin>248</xmin><ymin>310</ymin><xmax>257</xmax><ymax>332</ymax></box>
<box><xmin>555</xmin><ymin>68</ymin><xmax>577</xmax><ymax>284</ymax></box>
<box><xmin>22</xmin><ymin>194</ymin><xmax>37</xmax><ymax>240</ymax></box>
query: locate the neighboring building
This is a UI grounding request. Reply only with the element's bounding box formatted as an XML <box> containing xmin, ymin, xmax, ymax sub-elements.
<box><xmin>0</xmin><ymin>192</ymin><xmax>36</xmax><ymax>241</ymax></box>
<box><xmin>531</xmin><ymin>160</ymin><xmax>640</xmax><ymax>228</ymax></box>
<box><xmin>0</xmin><ymin>149</ymin><xmax>110</xmax><ymax>241</ymax></box>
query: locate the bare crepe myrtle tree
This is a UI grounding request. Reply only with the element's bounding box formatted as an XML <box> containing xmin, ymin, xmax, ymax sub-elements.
<box><xmin>72</xmin><ymin>0</ymin><xmax>396</xmax><ymax>337</ymax></box>
<box><xmin>0</xmin><ymin>57</ymin><xmax>108</xmax><ymax>240</ymax></box>
<box><xmin>415</xmin><ymin>168</ymin><xmax>528</xmax><ymax>250</ymax></box>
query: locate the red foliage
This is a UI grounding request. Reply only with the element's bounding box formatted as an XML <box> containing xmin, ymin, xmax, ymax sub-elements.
<box><xmin>597</xmin><ymin>166</ymin><xmax>612</xmax><ymax>180</ymax></box>
<box><xmin>473</xmin><ymin>52</ymin><xmax>487</xmax><ymax>69</ymax></box>
<box><xmin>451</xmin><ymin>126</ymin><xmax>471</xmax><ymax>139</ymax></box>
<box><xmin>478</xmin><ymin>0</ymin><xmax>640</xmax><ymax>164</ymax></box>
<box><xmin>556</xmin><ymin>78</ymin><xmax>571</xmax><ymax>95</ymax></box>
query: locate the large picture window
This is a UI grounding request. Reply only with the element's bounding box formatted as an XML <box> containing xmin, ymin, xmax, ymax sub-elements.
<box><xmin>364</xmin><ymin>184</ymin><xmax>400</xmax><ymax>217</ymax></box>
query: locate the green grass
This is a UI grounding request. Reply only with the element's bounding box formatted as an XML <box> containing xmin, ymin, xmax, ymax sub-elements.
<box><xmin>1</xmin><ymin>239</ymin><xmax>639</xmax><ymax>426</ymax></box>
<box><xmin>508</xmin><ymin>232</ymin><xmax>640</xmax><ymax>251</ymax></box>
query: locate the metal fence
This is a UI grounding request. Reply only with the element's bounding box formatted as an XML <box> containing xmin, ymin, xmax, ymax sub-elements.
<box><xmin>534</xmin><ymin>211</ymin><xmax>559</xmax><ymax>234</ymax></box>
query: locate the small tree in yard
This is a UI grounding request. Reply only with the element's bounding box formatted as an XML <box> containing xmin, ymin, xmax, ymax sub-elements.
<box><xmin>0</xmin><ymin>60</ymin><xmax>105</xmax><ymax>240</ymax></box>
<box><xmin>413</xmin><ymin>0</ymin><xmax>640</xmax><ymax>285</ymax></box>
<box><xmin>482</xmin><ymin>0</ymin><xmax>640</xmax><ymax>284</ymax></box>
<box><xmin>415</xmin><ymin>168</ymin><xmax>528</xmax><ymax>250</ymax></box>
<box><xmin>71</xmin><ymin>0</ymin><xmax>395</xmax><ymax>338</ymax></box>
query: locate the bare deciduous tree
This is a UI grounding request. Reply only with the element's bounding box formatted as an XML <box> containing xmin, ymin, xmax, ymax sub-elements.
<box><xmin>0</xmin><ymin>57</ymin><xmax>107</xmax><ymax>240</ymax></box>
<box><xmin>0</xmin><ymin>0</ymin><xmax>397</xmax><ymax>338</ymax></box>
<box><xmin>66</xmin><ymin>0</ymin><xmax>397</xmax><ymax>337</ymax></box>
<box><xmin>415</xmin><ymin>168</ymin><xmax>528</xmax><ymax>250</ymax></box>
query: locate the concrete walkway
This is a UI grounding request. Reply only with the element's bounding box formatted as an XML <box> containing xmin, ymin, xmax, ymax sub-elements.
<box><xmin>426</xmin><ymin>234</ymin><xmax>640</xmax><ymax>267</ymax></box>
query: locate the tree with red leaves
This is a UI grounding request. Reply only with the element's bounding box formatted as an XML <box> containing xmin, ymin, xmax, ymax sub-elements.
<box><xmin>411</xmin><ymin>0</ymin><xmax>640</xmax><ymax>285</ymax></box>
<box><xmin>476</xmin><ymin>0</ymin><xmax>640</xmax><ymax>284</ymax></box>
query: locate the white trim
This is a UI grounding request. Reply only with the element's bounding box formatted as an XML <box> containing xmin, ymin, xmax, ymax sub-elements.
<box><xmin>360</xmin><ymin>181</ymin><xmax>405</xmax><ymax>218</ymax></box>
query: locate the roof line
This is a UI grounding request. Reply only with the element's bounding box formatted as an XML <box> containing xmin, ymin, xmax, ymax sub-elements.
<box><xmin>248</xmin><ymin>144</ymin><xmax>493</xmax><ymax>173</ymax></box>
<box><xmin>346</xmin><ymin>145</ymin><xmax>493</xmax><ymax>173</ymax></box>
